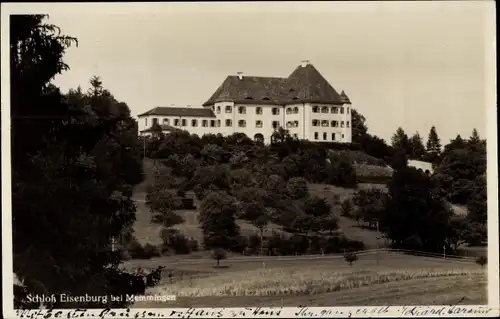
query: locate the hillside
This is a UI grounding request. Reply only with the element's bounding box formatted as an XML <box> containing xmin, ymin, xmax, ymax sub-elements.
<box><xmin>132</xmin><ymin>158</ymin><xmax>390</xmax><ymax>250</ymax></box>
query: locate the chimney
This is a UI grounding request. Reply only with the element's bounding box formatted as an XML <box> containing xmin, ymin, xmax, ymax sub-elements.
<box><xmin>237</xmin><ymin>72</ymin><xmax>244</xmax><ymax>80</ymax></box>
<box><xmin>300</xmin><ymin>60</ymin><xmax>310</xmax><ymax>67</ymax></box>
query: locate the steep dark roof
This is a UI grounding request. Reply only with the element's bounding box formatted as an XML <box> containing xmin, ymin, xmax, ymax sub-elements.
<box><xmin>138</xmin><ymin>107</ymin><xmax>216</xmax><ymax>118</ymax></box>
<box><xmin>202</xmin><ymin>63</ymin><xmax>345</xmax><ymax>106</ymax></box>
<box><xmin>340</xmin><ymin>90</ymin><xmax>351</xmax><ymax>104</ymax></box>
<box><xmin>140</xmin><ymin>124</ymin><xmax>182</xmax><ymax>133</ymax></box>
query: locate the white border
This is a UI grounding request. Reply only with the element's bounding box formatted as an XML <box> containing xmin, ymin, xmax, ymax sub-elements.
<box><xmin>1</xmin><ymin>2</ymin><xmax>498</xmax><ymax>318</ymax></box>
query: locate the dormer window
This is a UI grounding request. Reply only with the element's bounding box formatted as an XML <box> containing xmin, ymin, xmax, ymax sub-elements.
<box><xmin>262</xmin><ymin>97</ymin><xmax>270</xmax><ymax>101</ymax></box>
<box><xmin>289</xmin><ymin>88</ymin><xmax>295</xmax><ymax>92</ymax></box>
<box><xmin>292</xmin><ymin>97</ymin><xmax>299</xmax><ymax>100</ymax></box>
<box><xmin>245</xmin><ymin>96</ymin><xmax>254</xmax><ymax>100</ymax></box>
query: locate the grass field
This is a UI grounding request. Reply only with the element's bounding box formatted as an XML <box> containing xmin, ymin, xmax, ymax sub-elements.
<box><xmin>129</xmin><ymin>252</ymin><xmax>486</xmax><ymax>307</ymax></box>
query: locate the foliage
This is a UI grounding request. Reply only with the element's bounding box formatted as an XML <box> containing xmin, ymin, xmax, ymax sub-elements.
<box><xmin>379</xmin><ymin>167</ymin><xmax>454</xmax><ymax>253</ymax></box>
<box><xmin>424</xmin><ymin>126</ymin><xmax>442</xmax><ymax>163</ymax></box>
<box><xmin>160</xmin><ymin>229</ymin><xmax>192</xmax><ymax>255</ymax></box>
<box><xmin>286</xmin><ymin>177</ymin><xmax>309</xmax><ymax>199</ymax></box>
<box><xmin>10</xmin><ymin>15</ymin><xmax>154</xmax><ymax>308</ymax></box>
<box><xmin>327</xmin><ymin>153</ymin><xmax>357</xmax><ymax>188</ymax></box>
<box><xmin>352</xmin><ymin>188</ymin><xmax>387</xmax><ymax>228</ymax></box>
<box><xmin>408</xmin><ymin>132</ymin><xmax>426</xmax><ymax>160</ymax></box>
<box><xmin>211</xmin><ymin>248</ymin><xmax>227</xmax><ymax>267</ymax></box>
<box><xmin>350</xmin><ymin>108</ymin><xmax>368</xmax><ymax>144</ymax></box>
<box><xmin>391</xmin><ymin>127</ymin><xmax>410</xmax><ymax>155</ymax></box>
<box><xmin>433</xmin><ymin>133</ymin><xmax>486</xmax><ymax>207</ymax></box>
<box><xmin>198</xmin><ymin>191</ymin><xmax>240</xmax><ymax>250</ymax></box>
<box><xmin>343</xmin><ymin>252</ymin><xmax>358</xmax><ymax>265</ymax></box>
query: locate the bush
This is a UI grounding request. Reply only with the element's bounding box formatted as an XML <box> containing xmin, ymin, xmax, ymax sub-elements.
<box><xmin>325</xmin><ymin>235</ymin><xmax>365</xmax><ymax>254</ymax></box>
<box><xmin>143</xmin><ymin>244</ymin><xmax>161</xmax><ymax>258</ymax></box>
<box><xmin>187</xmin><ymin>237</ymin><xmax>199</xmax><ymax>252</ymax></box>
<box><xmin>211</xmin><ymin>248</ymin><xmax>227</xmax><ymax>267</ymax></box>
<box><xmin>160</xmin><ymin>229</ymin><xmax>191</xmax><ymax>255</ymax></box>
<box><xmin>475</xmin><ymin>255</ymin><xmax>487</xmax><ymax>267</ymax></box>
<box><xmin>229</xmin><ymin>235</ymin><xmax>248</xmax><ymax>254</ymax></box>
<box><xmin>343</xmin><ymin>252</ymin><xmax>358</xmax><ymax>265</ymax></box>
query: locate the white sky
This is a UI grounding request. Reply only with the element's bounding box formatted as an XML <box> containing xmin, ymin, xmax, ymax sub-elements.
<box><xmin>5</xmin><ymin>1</ymin><xmax>496</xmax><ymax>143</ymax></box>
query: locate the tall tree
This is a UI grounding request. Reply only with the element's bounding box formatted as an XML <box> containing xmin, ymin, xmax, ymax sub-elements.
<box><xmin>425</xmin><ymin>126</ymin><xmax>442</xmax><ymax>163</ymax></box>
<box><xmin>350</xmin><ymin>109</ymin><xmax>368</xmax><ymax>144</ymax></box>
<box><xmin>408</xmin><ymin>132</ymin><xmax>426</xmax><ymax>160</ymax></box>
<box><xmin>468</xmin><ymin>128</ymin><xmax>482</xmax><ymax>145</ymax></box>
<box><xmin>11</xmin><ymin>15</ymin><xmax>151</xmax><ymax>309</ymax></box>
<box><xmin>379</xmin><ymin>167</ymin><xmax>454</xmax><ymax>252</ymax></box>
<box><xmin>391</xmin><ymin>127</ymin><xmax>410</xmax><ymax>154</ymax></box>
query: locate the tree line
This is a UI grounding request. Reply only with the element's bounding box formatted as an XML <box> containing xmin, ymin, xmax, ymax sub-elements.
<box><xmin>11</xmin><ymin>15</ymin><xmax>157</xmax><ymax>309</ymax></box>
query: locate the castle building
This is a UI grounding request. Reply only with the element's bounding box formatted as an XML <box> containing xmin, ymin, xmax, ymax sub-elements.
<box><xmin>138</xmin><ymin>61</ymin><xmax>353</xmax><ymax>144</ymax></box>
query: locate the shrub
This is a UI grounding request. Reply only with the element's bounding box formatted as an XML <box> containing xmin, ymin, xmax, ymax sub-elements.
<box><xmin>343</xmin><ymin>252</ymin><xmax>358</xmax><ymax>265</ymax></box>
<box><xmin>211</xmin><ymin>248</ymin><xmax>227</xmax><ymax>267</ymax></box>
<box><xmin>126</xmin><ymin>238</ymin><xmax>147</xmax><ymax>259</ymax></box>
<box><xmin>475</xmin><ymin>255</ymin><xmax>487</xmax><ymax>267</ymax></box>
<box><xmin>143</xmin><ymin>244</ymin><xmax>161</xmax><ymax>258</ymax></box>
<box><xmin>160</xmin><ymin>229</ymin><xmax>191</xmax><ymax>255</ymax></box>
<box><xmin>229</xmin><ymin>235</ymin><xmax>248</xmax><ymax>254</ymax></box>
<box><xmin>187</xmin><ymin>237</ymin><xmax>199</xmax><ymax>252</ymax></box>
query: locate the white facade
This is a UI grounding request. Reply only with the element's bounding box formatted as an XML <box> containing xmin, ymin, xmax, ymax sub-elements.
<box><xmin>138</xmin><ymin>102</ymin><xmax>352</xmax><ymax>144</ymax></box>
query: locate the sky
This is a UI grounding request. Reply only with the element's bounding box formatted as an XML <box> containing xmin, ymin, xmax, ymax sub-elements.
<box><xmin>12</xmin><ymin>1</ymin><xmax>495</xmax><ymax>144</ymax></box>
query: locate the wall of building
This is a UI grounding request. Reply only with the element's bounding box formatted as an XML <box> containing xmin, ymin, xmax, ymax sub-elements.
<box><xmin>306</xmin><ymin>103</ymin><xmax>352</xmax><ymax>143</ymax></box>
<box><xmin>138</xmin><ymin>102</ymin><xmax>353</xmax><ymax>144</ymax></box>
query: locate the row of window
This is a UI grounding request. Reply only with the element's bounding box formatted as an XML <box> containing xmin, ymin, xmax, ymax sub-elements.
<box><xmin>312</xmin><ymin>106</ymin><xmax>349</xmax><ymax>114</ymax></box>
<box><xmin>210</xmin><ymin>105</ymin><xmax>349</xmax><ymax>115</ymax></box>
<box><xmin>314</xmin><ymin>132</ymin><xmax>345</xmax><ymax>141</ymax></box>
<box><xmin>151</xmin><ymin>117</ymin><xmax>351</xmax><ymax>129</ymax></box>
<box><xmin>312</xmin><ymin>120</ymin><xmax>350</xmax><ymax>128</ymax></box>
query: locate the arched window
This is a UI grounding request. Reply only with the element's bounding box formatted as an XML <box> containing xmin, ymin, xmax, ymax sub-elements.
<box><xmin>293</xmin><ymin>107</ymin><xmax>299</xmax><ymax>114</ymax></box>
<box><xmin>225</xmin><ymin>105</ymin><xmax>232</xmax><ymax>113</ymax></box>
<box><xmin>321</xmin><ymin>106</ymin><xmax>329</xmax><ymax>113</ymax></box>
<box><xmin>312</xmin><ymin>106</ymin><xmax>319</xmax><ymax>113</ymax></box>
<box><xmin>312</xmin><ymin>120</ymin><xmax>319</xmax><ymax>127</ymax></box>
<box><xmin>272</xmin><ymin>107</ymin><xmax>280</xmax><ymax>115</ymax></box>
<box><xmin>286</xmin><ymin>108</ymin><xmax>293</xmax><ymax>115</ymax></box>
